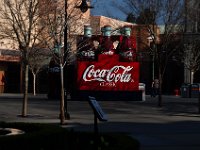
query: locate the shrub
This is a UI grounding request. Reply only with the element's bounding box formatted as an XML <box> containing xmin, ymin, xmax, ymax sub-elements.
<box><xmin>0</xmin><ymin>122</ymin><xmax>140</xmax><ymax>150</ymax></box>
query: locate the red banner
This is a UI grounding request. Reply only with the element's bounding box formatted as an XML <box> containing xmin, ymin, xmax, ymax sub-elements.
<box><xmin>77</xmin><ymin>54</ymin><xmax>139</xmax><ymax>91</ymax></box>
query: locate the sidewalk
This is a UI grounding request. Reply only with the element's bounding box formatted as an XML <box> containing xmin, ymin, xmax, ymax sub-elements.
<box><xmin>0</xmin><ymin>93</ymin><xmax>48</xmax><ymax>100</ymax></box>
<box><xmin>1</xmin><ymin>93</ymin><xmax>200</xmax><ymax>150</ymax></box>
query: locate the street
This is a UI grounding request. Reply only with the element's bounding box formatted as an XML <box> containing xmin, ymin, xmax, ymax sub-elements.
<box><xmin>0</xmin><ymin>94</ymin><xmax>200</xmax><ymax>150</ymax></box>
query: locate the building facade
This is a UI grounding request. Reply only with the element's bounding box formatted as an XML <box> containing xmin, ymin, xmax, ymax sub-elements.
<box><xmin>0</xmin><ymin>0</ymin><xmax>191</xmax><ymax>95</ymax></box>
<box><xmin>0</xmin><ymin>0</ymin><xmax>91</xmax><ymax>94</ymax></box>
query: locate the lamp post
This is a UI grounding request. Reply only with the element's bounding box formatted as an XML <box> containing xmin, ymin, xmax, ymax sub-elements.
<box><xmin>75</xmin><ymin>0</ymin><xmax>94</xmax><ymax>13</ymax></box>
<box><xmin>147</xmin><ymin>36</ymin><xmax>155</xmax><ymax>81</ymax></box>
<box><xmin>61</xmin><ymin>0</ymin><xmax>93</xmax><ymax>124</ymax></box>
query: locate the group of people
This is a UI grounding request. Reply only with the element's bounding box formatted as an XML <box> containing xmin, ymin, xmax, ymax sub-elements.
<box><xmin>151</xmin><ymin>78</ymin><xmax>159</xmax><ymax>97</ymax></box>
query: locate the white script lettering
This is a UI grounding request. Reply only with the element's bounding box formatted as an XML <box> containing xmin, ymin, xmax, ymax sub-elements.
<box><xmin>83</xmin><ymin>65</ymin><xmax>134</xmax><ymax>83</ymax></box>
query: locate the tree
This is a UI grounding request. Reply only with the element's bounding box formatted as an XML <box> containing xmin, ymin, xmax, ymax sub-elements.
<box><xmin>126</xmin><ymin>13</ymin><xmax>136</xmax><ymax>24</ymax></box>
<box><xmin>136</xmin><ymin>8</ymin><xmax>156</xmax><ymax>24</ymax></box>
<box><xmin>182</xmin><ymin>39</ymin><xmax>200</xmax><ymax>84</ymax></box>
<box><xmin>116</xmin><ymin>0</ymin><xmax>184</xmax><ymax>106</ymax></box>
<box><xmin>182</xmin><ymin>0</ymin><xmax>200</xmax><ymax>83</ymax></box>
<box><xmin>0</xmin><ymin>0</ymin><xmax>50</xmax><ymax>116</ymax></box>
<box><xmin>42</xmin><ymin>0</ymin><xmax>90</xmax><ymax>124</ymax></box>
<box><xmin>28</xmin><ymin>47</ymin><xmax>51</xmax><ymax>95</ymax></box>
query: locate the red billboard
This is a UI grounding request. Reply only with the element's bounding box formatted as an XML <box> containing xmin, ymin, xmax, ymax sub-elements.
<box><xmin>77</xmin><ymin>54</ymin><xmax>139</xmax><ymax>91</ymax></box>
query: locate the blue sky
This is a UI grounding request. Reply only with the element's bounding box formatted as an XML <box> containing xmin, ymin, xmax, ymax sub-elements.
<box><xmin>91</xmin><ymin>0</ymin><xmax>128</xmax><ymax>21</ymax></box>
<box><xmin>90</xmin><ymin>0</ymin><xmax>184</xmax><ymax>26</ymax></box>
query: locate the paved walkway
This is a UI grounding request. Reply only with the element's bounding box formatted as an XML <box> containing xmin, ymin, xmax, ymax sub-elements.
<box><xmin>0</xmin><ymin>93</ymin><xmax>200</xmax><ymax>150</ymax></box>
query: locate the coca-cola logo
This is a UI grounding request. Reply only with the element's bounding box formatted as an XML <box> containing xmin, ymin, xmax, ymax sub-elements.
<box><xmin>83</xmin><ymin>65</ymin><xmax>134</xmax><ymax>83</ymax></box>
<box><xmin>77</xmin><ymin>54</ymin><xmax>139</xmax><ymax>91</ymax></box>
<box><xmin>48</xmin><ymin>67</ymin><xmax>60</xmax><ymax>73</ymax></box>
<box><xmin>101</xmin><ymin>50</ymin><xmax>114</xmax><ymax>55</ymax></box>
<box><xmin>81</xmin><ymin>50</ymin><xmax>95</xmax><ymax>57</ymax></box>
<box><xmin>121</xmin><ymin>51</ymin><xmax>133</xmax><ymax>57</ymax></box>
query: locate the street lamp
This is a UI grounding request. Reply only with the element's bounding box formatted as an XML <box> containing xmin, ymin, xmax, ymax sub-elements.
<box><xmin>147</xmin><ymin>36</ymin><xmax>155</xmax><ymax>81</ymax></box>
<box><xmin>75</xmin><ymin>0</ymin><xmax>94</xmax><ymax>13</ymax></box>
<box><xmin>62</xmin><ymin>0</ymin><xmax>93</xmax><ymax>123</ymax></box>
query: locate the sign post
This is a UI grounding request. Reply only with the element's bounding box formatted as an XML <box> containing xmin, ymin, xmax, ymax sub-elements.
<box><xmin>88</xmin><ymin>96</ymin><xmax>108</xmax><ymax>149</ymax></box>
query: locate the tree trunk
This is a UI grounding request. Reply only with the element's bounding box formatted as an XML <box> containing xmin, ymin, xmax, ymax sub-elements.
<box><xmin>22</xmin><ymin>64</ymin><xmax>29</xmax><ymax>117</ymax></box>
<box><xmin>158</xmin><ymin>53</ymin><xmax>162</xmax><ymax>107</ymax></box>
<box><xmin>33</xmin><ymin>73</ymin><xmax>36</xmax><ymax>96</ymax></box>
<box><xmin>20</xmin><ymin>65</ymin><xmax>23</xmax><ymax>93</ymax></box>
<box><xmin>60</xmin><ymin>63</ymin><xmax>65</xmax><ymax>125</ymax></box>
<box><xmin>158</xmin><ymin>71</ymin><xmax>162</xmax><ymax>107</ymax></box>
<box><xmin>191</xmin><ymin>71</ymin><xmax>194</xmax><ymax>84</ymax></box>
<box><xmin>198</xmin><ymin>92</ymin><xmax>200</xmax><ymax>114</ymax></box>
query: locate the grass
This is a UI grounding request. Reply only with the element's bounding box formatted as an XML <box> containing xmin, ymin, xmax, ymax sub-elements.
<box><xmin>0</xmin><ymin>122</ymin><xmax>140</xmax><ymax>150</ymax></box>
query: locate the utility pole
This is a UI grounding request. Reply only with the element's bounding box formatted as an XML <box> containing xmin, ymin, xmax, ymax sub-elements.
<box><xmin>60</xmin><ymin>0</ymin><xmax>93</xmax><ymax>125</ymax></box>
<box><xmin>63</xmin><ymin>0</ymin><xmax>70</xmax><ymax>121</ymax></box>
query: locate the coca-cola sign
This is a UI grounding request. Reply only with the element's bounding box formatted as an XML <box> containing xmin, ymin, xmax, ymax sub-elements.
<box><xmin>77</xmin><ymin>54</ymin><xmax>139</xmax><ymax>91</ymax></box>
<box><xmin>83</xmin><ymin>65</ymin><xmax>133</xmax><ymax>83</ymax></box>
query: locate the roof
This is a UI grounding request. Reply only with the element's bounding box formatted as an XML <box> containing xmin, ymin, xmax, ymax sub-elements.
<box><xmin>0</xmin><ymin>49</ymin><xmax>21</xmax><ymax>62</ymax></box>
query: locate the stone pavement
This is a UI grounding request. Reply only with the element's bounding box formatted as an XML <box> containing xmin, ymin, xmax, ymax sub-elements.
<box><xmin>0</xmin><ymin>93</ymin><xmax>200</xmax><ymax>150</ymax></box>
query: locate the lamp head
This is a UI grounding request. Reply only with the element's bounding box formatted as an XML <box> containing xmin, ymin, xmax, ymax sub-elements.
<box><xmin>80</xmin><ymin>0</ymin><xmax>88</xmax><ymax>13</ymax></box>
<box><xmin>75</xmin><ymin>0</ymin><xmax>94</xmax><ymax>13</ymax></box>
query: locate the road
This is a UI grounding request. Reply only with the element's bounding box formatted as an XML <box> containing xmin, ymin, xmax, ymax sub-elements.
<box><xmin>0</xmin><ymin>93</ymin><xmax>200</xmax><ymax>150</ymax></box>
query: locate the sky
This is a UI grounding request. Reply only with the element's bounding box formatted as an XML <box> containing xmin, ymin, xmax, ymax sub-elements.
<box><xmin>90</xmin><ymin>0</ymin><xmax>185</xmax><ymax>26</ymax></box>
<box><xmin>91</xmin><ymin>0</ymin><xmax>129</xmax><ymax>21</ymax></box>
